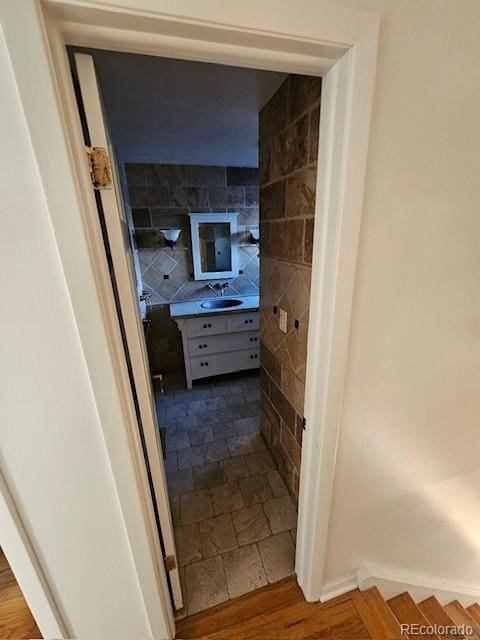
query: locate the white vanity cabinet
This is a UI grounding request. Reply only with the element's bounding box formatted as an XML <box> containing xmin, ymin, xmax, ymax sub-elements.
<box><xmin>174</xmin><ymin>311</ymin><xmax>259</xmax><ymax>388</ymax></box>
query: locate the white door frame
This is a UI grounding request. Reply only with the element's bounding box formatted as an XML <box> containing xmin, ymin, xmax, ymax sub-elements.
<box><xmin>1</xmin><ymin>0</ymin><xmax>379</xmax><ymax>635</ymax></box>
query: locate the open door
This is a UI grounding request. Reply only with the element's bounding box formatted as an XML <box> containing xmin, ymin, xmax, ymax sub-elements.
<box><xmin>72</xmin><ymin>53</ymin><xmax>183</xmax><ymax>610</ymax></box>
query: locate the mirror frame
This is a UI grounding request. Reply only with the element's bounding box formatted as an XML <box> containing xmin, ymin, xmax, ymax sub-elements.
<box><xmin>189</xmin><ymin>212</ymin><xmax>239</xmax><ymax>280</ymax></box>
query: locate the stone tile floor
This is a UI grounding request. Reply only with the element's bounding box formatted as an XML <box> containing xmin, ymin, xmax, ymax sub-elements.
<box><xmin>155</xmin><ymin>371</ymin><xmax>297</xmax><ymax>617</ymax></box>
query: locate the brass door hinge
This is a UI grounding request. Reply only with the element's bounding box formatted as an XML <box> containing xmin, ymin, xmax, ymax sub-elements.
<box><xmin>86</xmin><ymin>146</ymin><xmax>112</xmax><ymax>189</ymax></box>
<box><xmin>164</xmin><ymin>555</ymin><xmax>176</xmax><ymax>572</ymax></box>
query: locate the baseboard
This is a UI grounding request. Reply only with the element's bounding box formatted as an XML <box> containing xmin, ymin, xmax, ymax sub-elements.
<box><xmin>357</xmin><ymin>564</ymin><xmax>480</xmax><ymax>607</ymax></box>
<box><xmin>319</xmin><ymin>574</ymin><xmax>359</xmax><ymax>602</ymax></box>
<box><xmin>318</xmin><ymin>565</ymin><xmax>480</xmax><ymax>607</ymax></box>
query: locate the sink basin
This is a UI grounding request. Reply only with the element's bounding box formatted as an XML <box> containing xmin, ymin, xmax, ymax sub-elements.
<box><xmin>200</xmin><ymin>299</ymin><xmax>243</xmax><ymax>309</ymax></box>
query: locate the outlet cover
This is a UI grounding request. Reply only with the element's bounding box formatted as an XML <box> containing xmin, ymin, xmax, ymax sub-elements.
<box><xmin>279</xmin><ymin>308</ymin><xmax>288</xmax><ymax>333</ymax></box>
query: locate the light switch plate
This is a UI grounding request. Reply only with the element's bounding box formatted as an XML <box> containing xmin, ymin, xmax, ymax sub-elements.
<box><xmin>279</xmin><ymin>308</ymin><xmax>288</xmax><ymax>333</ymax></box>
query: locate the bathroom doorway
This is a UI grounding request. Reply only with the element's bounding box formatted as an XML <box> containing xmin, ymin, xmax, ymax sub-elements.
<box><xmin>69</xmin><ymin>49</ymin><xmax>320</xmax><ymax>618</ymax></box>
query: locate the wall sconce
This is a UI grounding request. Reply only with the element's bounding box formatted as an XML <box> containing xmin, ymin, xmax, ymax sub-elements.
<box><xmin>160</xmin><ymin>228</ymin><xmax>182</xmax><ymax>248</ymax></box>
<box><xmin>249</xmin><ymin>227</ymin><xmax>260</xmax><ymax>244</ymax></box>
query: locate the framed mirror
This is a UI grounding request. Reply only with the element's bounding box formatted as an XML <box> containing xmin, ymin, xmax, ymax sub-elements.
<box><xmin>189</xmin><ymin>212</ymin><xmax>238</xmax><ymax>280</ymax></box>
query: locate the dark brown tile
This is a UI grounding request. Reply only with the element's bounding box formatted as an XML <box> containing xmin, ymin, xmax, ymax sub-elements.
<box><xmin>268</xmin><ymin>130</ymin><xmax>289</xmax><ymax>182</ymax></box>
<box><xmin>259</xmin><ymin>78</ymin><xmax>288</xmax><ymax>143</ymax></box>
<box><xmin>269</xmin><ymin>380</ymin><xmax>296</xmax><ymax>434</ymax></box>
<box><xmin>284</xmin><ymin>311</ymin><xmax>309</xmax><ymax>375</ymax></box>
<box><xmin>132</xmin><ymin>208</ymin><xmax>151</xmax><ymax>228</ymax></box>
<box><xmin>170</xmin><ymin>186</ymin><xmax>209</xmax><ymax>208</ymax></box>
<box><xmin>259</xmin><ymin>221</ymin><xmax>271</xmax><ymax>257</ymax></box>
<box><xmin>292</xmin><ymin>469</ymin><xmax>300</xmax><ymax>503</ymax></box>
<box><xmin>149</xmin><ymin>209</ymin><xmax>188</xmax><ymax>227</ymax></box>
<box><xmin>259</xmin><ymin>366</ymin><xmax>271</xmax><ymax>395</ymax></box>
<box><xmin>245</xmin><ymin>186</ymin><xmax>259</xmax><ymax>206</ymax></box>
<box><xmin>259</xmin><ymin>143</ymin><xmax>271</xmax><ymax>185</ymax></box>
<box><xmin>309</xmin><ymin>106</ymin><xmax>321</xmax><ymax>163</ymax></box>
<box><xmin>288</xmin><ymin>75</ymin><xmax>322</xmax><ymax>123</ymax></box>
<box><xmin>227</xmin><ymin>167</ymin><xmax>259</xmax><ymax>186</ymax></box>
<box><xmin>125</xmin><ymin>163</ymin><xmax>156</xmax><ymax>186</ymax></box>
<box><xmin>280</xmin><ymin>423</ymin><xmax>302</xmax><ymax>470</ymax></box>
<box><xmin>286</xmin><ymin>166</ymin><xmax>317</xmax><ymax>218</ymax></box>
<box><xmin>295</xmin><ymin>414</ymin><xmax>304</xmax><ymax>445</ymax></box>
<box><xmin>208</xmin><ymin>186</ymin><xmax>245</xmax><ymax>208</ymax></box>
<box><xmin>135</xmin><ymin>228</ymin><xmax>167</xmax><ymax>249</ymax></box>
<box><xmin>128</xmin><ymin>185</ymin><xmax>169</xmax><ymax>208</ymax></box>
<box><xmin>261</xmin><ymin>392</ymin><xmax>281</xmax><ymax>439</ymax></box>
<box><xmin>185</xmin><ymin>165</ymin><xmax>226</xmax><ymax>186</ymax></box>
<box><xmin>304</xmin><ymin>218</ymin><xmax>314</xmax><ymax>265</ymax></box>
<box><xmin>274</xmin><ymin>449</ymin><xmax>296</xmax><ymax>498</ymax></box>
<box><xmin>285</xmin><ymin>115</ymin><xmax>309</xmax><ymax>175</ymax></box>
<box><xmin>153</xmin><ymin>164</ymin><xmax>187</xmax><ymax>186</ymax></box>
<box><xmin>260</xmin><ymin>181</ymin><xmax>286</xmax><ymax>222</ymax></box>
<box><xmin>269</xmin><ymin>219</ymin><xmax>305</xmax><ymax>263</ymax></box>
<box><xmin>260</xmin><ymin>342</ymin><xmax>281</xmax><ymax>385</ymax></box>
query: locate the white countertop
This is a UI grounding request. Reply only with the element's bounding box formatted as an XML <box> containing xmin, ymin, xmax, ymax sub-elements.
<box><xmin>170</xmin><ymin>295</ymin><xmax>259</xmax><ymax>319</ymax></box>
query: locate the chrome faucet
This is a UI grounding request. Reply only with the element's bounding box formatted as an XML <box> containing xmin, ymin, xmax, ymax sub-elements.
<box><xmin>205</xmin><ymin>282</ymin><xmax>230</xmax><ymax>296</ymax></box>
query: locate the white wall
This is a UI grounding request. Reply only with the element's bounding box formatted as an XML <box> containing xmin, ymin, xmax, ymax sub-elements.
<box><xmin>323</xmin><ymin>0</ymin><xmax>480</xmax><ymax>590</ymax></box>
<box><xmin>0</xmin><ymin>22</ymin><xmax>152</xmax><ymax>640</ymax></box>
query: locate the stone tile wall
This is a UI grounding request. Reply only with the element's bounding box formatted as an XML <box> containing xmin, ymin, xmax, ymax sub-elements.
<box><xmin>258</xmin><ymin>75</ymin><xmax>322</xmax><ymax>503</ymax></box>
<box><xmin>125</xmin><ymin>164</ymin><xmax>259</xmax><ymax>374</ymax></box>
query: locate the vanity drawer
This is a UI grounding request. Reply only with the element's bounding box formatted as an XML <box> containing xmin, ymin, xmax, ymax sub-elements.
<box><xmin>190</xmin><ymin>348</ymin><xmax>260</xmax><ymax>379</ymax></box>
<box><xmin>227</xmin><ymin>312</ymin><xmax>259</xmax><ymax>333</ymax></box>
<box><xmin>188</xmin><ymin>332</ymin><xmax>259</xmax><ymax>357</ymax></box>
<box><xmin>185</xmin><ymin>316</ymin><xmax>228</xmax><ymax>337</ymax></box>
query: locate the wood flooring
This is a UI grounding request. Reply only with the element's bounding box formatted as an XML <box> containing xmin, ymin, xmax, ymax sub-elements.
<box><xmin>0</xmin><ymin>550</ymin><xmax>41</xmax><ymax>639</ymax></box>
<box><xmin>176</xmin><ymin>576</ymin><xmax>480</xmax><ymax>640</ymax></box>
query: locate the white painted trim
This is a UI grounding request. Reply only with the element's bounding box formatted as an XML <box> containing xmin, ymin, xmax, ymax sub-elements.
<box><xmin>0</xmin><ymin>472</ymin><xmax>68</xmax><ymax>638</ymax></box>
<box><xmin>358</xmin><ymin>564</ymin><xmax>480</xmax><ymax>607</ymax></box>
<box><xmin>1</xmin><ymin>0</ymin><xmax>380</xmax><ymax>631</ymax></box>
<box><xmin>297</xmin><ymin>23</ymin><xmax>380</xmax><ymax>602</ymax></box>
<box><xmin>319</xmin><ymin>573</ymin><xmax>359</xmax><ymax>603</ymax></box>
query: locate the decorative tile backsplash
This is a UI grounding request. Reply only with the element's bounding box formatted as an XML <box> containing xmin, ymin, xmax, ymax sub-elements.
<box><xmin>258</xmin><ymin>74</ymin><xmax>322</xmax><ymax>504</ymax></box>
<box><xmin>125</xmin><ymin>163</ymin><xmax>259</xmax><ymax>374</ymax></box>
<box><xmin>126</xmin><ymin>163</ymin><xmax>259</xmax><ymax>305</ymax></box>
